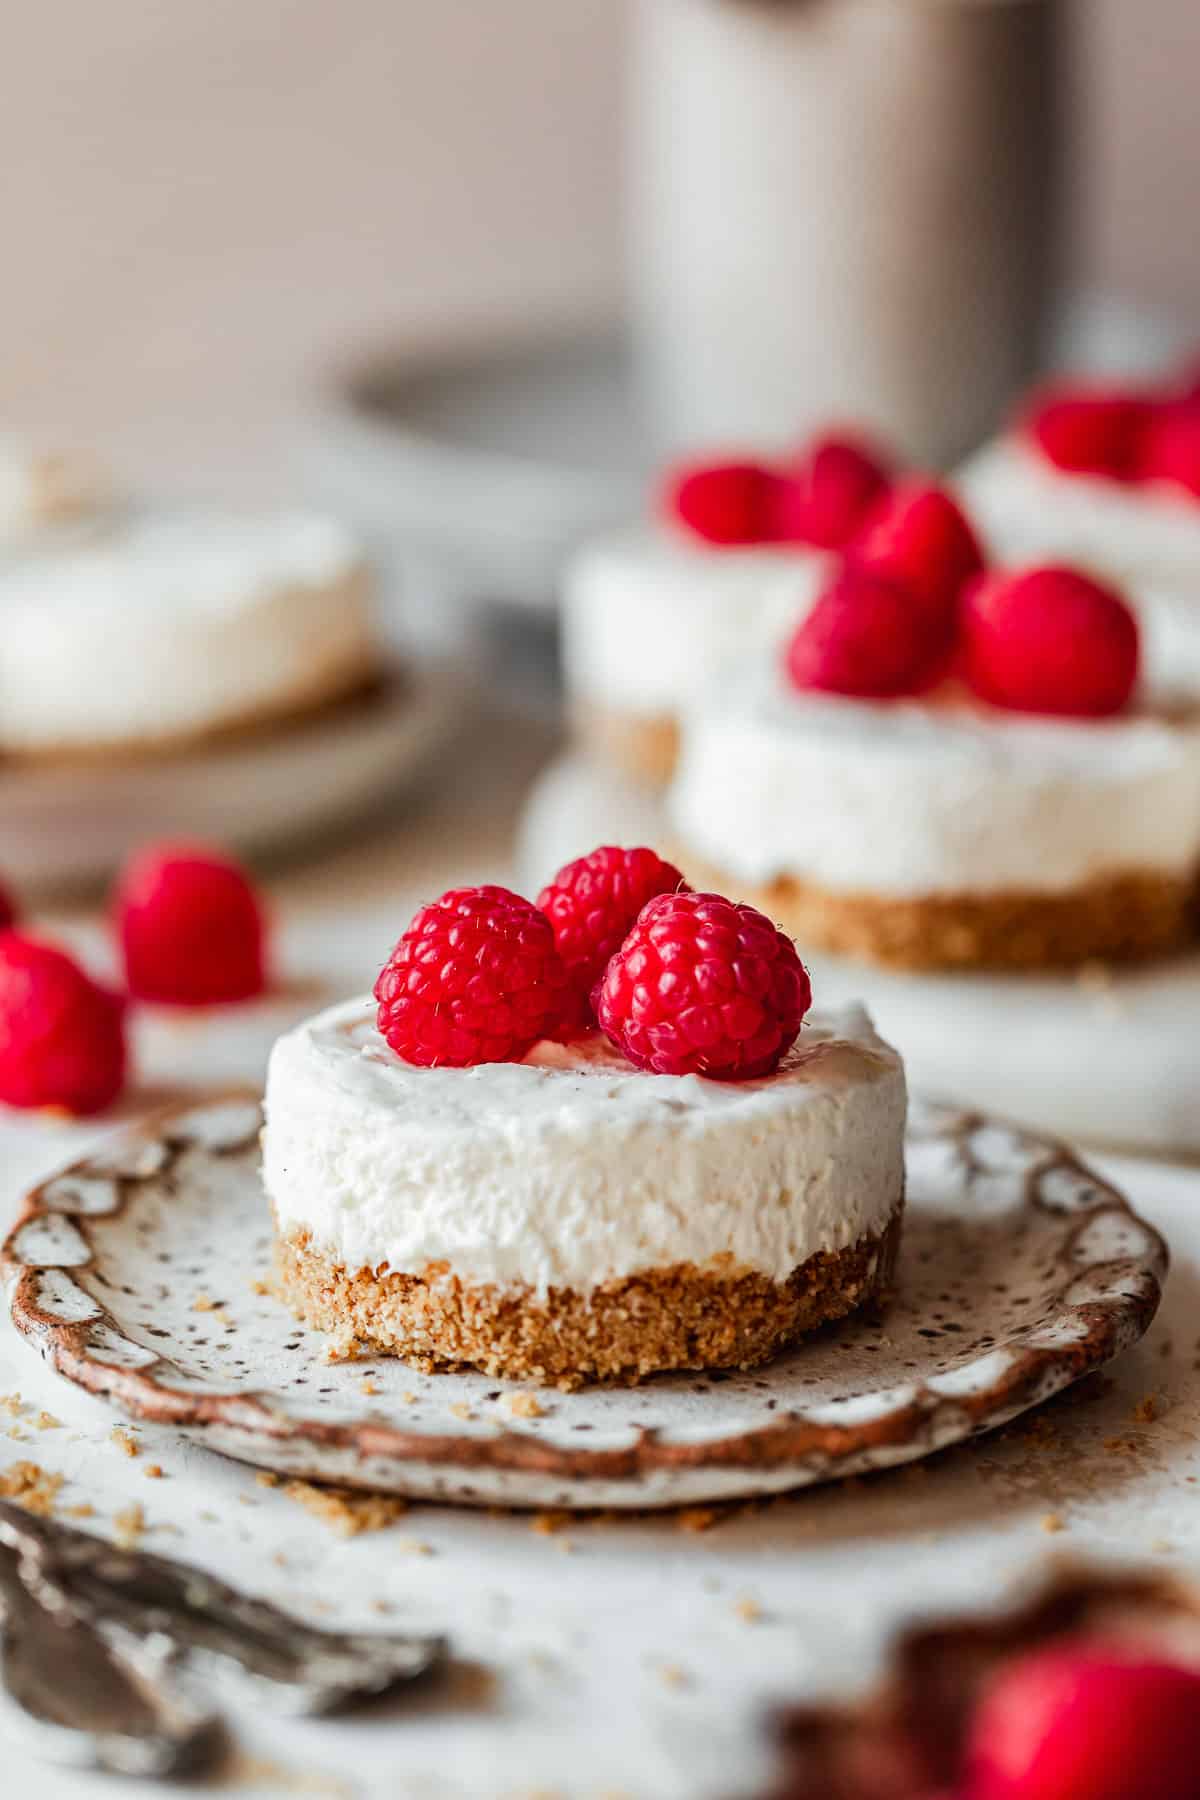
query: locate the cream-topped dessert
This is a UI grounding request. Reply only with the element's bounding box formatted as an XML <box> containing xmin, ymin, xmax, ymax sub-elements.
<box><xmin>263</xmin><ymin>997</ymin><xmax>906</xmax><ymax>1383</ymax></box>
<box><xmin>668</xmin><ymin>662</ymin><xmax>1200</xmax><ymax>969</ymax></box>
<box><xmin>0</xmin><ymin>508</ymin><xmax>377</xmax><ymax>757</ymax></box>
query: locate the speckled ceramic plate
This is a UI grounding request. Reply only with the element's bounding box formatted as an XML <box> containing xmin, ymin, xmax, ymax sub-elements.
<box><xmin>2</xmin><ymin>1094</ymin><xmax>1166</xmax><ymax>1510</ymax></box>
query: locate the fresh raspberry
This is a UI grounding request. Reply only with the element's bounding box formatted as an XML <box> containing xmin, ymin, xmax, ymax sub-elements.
<box><xmin>595</xmin><ymin>891</ymin><xmax>811</xmax><ymax>1080</ymax></box>
<box><xmin>0</xmin><ymin>934</ymin><xmax>126</xmax><ymax>1115</ymax></box>
<box><xmin>536</xmin><ymin>846</ymin><xmax>689</xmax><ymax>1029</ymax></box>
<box><xmin>663</xmin><ymin>458</ymin><xmax>782</xmax><ymax>546</ymax></box>
<box><xmin>854</xmin><ymin>481</ymin><xmax>985</xmax><ymax>631</ymax></box>
<box><xmin>1024</xmin><ymin>383</ymin><xmax>1149</xmax><ymax>480</ymax></box>
<box><xmin>773</xmin><ymin>432</ymin><xmax>892</xmax><ymax>549</ymax></box>
<box><xmin>963</xmin><ymin>565</ymin><xmax>1139</xmax><ymax>718</ymax></box>
<box><xmin>785</xmin><ymin>564</ymin><xmax>946</xmax><ymax>699</ymax></box>
<box><xmin>116</xmin><ymin>844</ymin><xmax>268</xmax><ymax>1006</ymax></box>
<box><xmin>1138</xmin><ymin>403</ymin><xmax>1200</xmax><ymax>497</ymax></box>
<box><xmin>967</xmin><ymin>1644</ymin><xmax>1200</xmax><ymax>1800</ymax></box>
<box><xmin>375</xmin><ymin>885</ymin><xmax>569</xmax><ymax>1067</ymax></box>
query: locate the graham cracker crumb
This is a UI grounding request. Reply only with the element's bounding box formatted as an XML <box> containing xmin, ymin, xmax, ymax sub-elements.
<box><xmin>678</xmin><ymin>1507</ymin><xmax>720</xmax><ymax>1534</ymax></box>
<box><xmin>111</xmin><ymin>1426</ymin><xmax>140</xmax><ymax>1458</ymax></box>
<box><xmin>144</xmin><ymin>1464</ymin><xmax>165</xmax><ymax>1480</ymax></box>
<box><xmin>1133</xmin><ymin>1394</ymin><xmax>1159</xmax><ymax>1424</ymax></box>
<box><xmin>7</xmin><ymin>1426</ymin><xmax>27</xmax><ymax>1442</ymax></box>
<box><xmin>0</xmin><ymin>1394</ymin><xmax>24</xmax><ymax>1418</ymax></box>
<box><xmin>401</xmin><ymin>1391</ymin><xmax>418</xmax><ymax>1405</ymax></box>
<box><xmin>1040</xmin><ymin>1512</ymin><xmax>1066</xmax><ymax>1534</ymax></box>
<box><xmin>393</xmin><ymin>1536</ymin><xmax>434</xmax><ymax>1556</ymax></box>
<box><xmin>0</xmin><ymin>1460</ymin><xmax>63</xmax><ymax>1517</ymax></box>
<box><xmin>65</xmin><ymin>1503</ymin><xmax>95</xmax><ymax>1519</ymax></box>
<box><xmin>658</xmin><ymin>1663</ymin><xmax>689</xmax><ymax>1689</ymax></box>
<box><xmin>255</xmin><ymin>1470</ymin><xmax>281</xmax><ymax>1488</ymax></box>
<box><xmin>113</xmin><ymin>1502</ymin><xmax>145</xmax><ymax>1547</ymax></box>
<box><xmin>359</xmin><ymin>1379</ymin><xmax>379</xmax><ymax>1396</ymax></box>
<box><xmin>500</xmin><ymin>1391</ymin><xmax>544</xmax><ymax>1420</ymax></box>
<box><xmin>193</xmin><ymin>1293</ymin><xmax>216</xmax><ymax>1312</ymax></box>
<box><xmin>282</xmin><ymin>1479</ymin><xmax>407</xmax><ymax>1538</ymax></box>
<box><xmin>250</xmin><ymin>1279</ymin><xmax>270</xmax><ymax>1296</ymax></box>
<box><xmin>734</xmin><ymin>1596</ymin><xmax>762</xmax><ymax>1623</ymax></box>
<box><xmin>449</xmin><ymin>1402</ymin><xmax>474</xmax><ymax>1422</ymax></box>
<box><xmin>35</xmin><ymin>1411</ymin><xmax>61</xmax><ymax>1431</ymax></box>
<box><xmin>531</xmin><ymin>1510</ymin><xmax>571</xmax><ymax>1536</ymax></box>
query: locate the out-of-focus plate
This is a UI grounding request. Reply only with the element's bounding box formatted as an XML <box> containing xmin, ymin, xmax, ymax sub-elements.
<box><xmin>516</xmin><ymin>750</ymin><xmax>1200</xmax><ymax>1156</ymax></box>
<box><xmin>3</xmin><ymin>1093</ymin><xmax>1166</xmax><ymax>1510</ymax></box>
<box><xmin>307</xmin><ymin>333</ymin><xmax>645</xmax><ymax>617</ymax></box>
<box><xmin>0</xmin><ymin>667</ymin><xmax>460</xmax><ymax>893</ymax></box>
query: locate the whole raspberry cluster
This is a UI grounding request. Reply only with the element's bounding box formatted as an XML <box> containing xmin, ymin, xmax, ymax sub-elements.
<box><xmin>1024</xmin><ymin>357</ymin><xmax>1200</xmax><ymax>495</ymax></box>
<box><xmin>376</xmin><ymin>861</ymin><xmax>812</xmax><ymax>1079</ymax></box>
<box><xmin>665</xmin><ymin>429</ymin><xmax>892</xmax><ymax>551</ymax></box>
<box><xmin>783</xmin><ymin>480</ymin><xmax>1139</xmax><ymax>719</ymax></box>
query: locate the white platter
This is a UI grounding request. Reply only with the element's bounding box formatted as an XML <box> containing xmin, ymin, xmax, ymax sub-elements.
<box><xmin>516</xmin><ymin>751</ymin><xmax>1200</xmax><ymax>1156</ymax></box>
<box><xmin>0</xmin><ymin>667</ymin><xmax>460</xmax><ymax>894</ymax></box>
<box><xmin>3</xmin><ymin>1093</ymin><xmax>1165</xmax><ymax>1511</ymax></box>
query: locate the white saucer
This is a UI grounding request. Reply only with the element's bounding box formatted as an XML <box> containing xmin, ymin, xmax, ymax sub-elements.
<box><xmin>0</xmin><ymin>667</ymin><xmax>460</xmax><ymax>894</ymax></box>
<box><xmin>517</xmin><ymin>751</ymin><xmax>1200</xmax><ymax>1156</ymax></box>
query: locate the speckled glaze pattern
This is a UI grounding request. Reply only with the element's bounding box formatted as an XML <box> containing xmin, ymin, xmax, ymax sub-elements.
<box><xmin>1</xmin><ymin>1094</ymin><xmax>1167</xmax><ymax>1511</ymax></box>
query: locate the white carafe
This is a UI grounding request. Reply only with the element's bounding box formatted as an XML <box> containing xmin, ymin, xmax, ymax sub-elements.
<box><xmin>630</xmin><ymin>0</ymin><xmax>1058</xmax><ymax>465</ymax></box>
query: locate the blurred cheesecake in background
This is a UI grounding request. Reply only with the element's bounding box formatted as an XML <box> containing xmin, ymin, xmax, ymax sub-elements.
<box><xmin>0</xmin><ymin>508</ymin><xmax>379</xmax><ymax>759</ymax></box>
<box><xmin>561</xmin><ymin>430</ymin><xmax>891</xmax><ymax>785</ymax></box>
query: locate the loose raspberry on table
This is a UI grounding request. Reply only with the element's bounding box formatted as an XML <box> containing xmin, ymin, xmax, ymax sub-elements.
<box><xmin>785</xmin><ymin>564</ymin><xmax>946</xmax><ymax>699</ymax></box>
<box><xmin>967</xmin><ymin>1643</ymin><xmax>1200</xmax><ymax>1800</ymax></box>
<box><xmin>963</xmin><ymin>565</ymin><xmax>1139</xmax><ymax>718</ymax></box>
<box><xmin>596</xmin><ymin>891</ymin><xmax>811</xmax><ymax>1080</ymax></box>
<box><xmin>773</xmin><ymin>432</ymin><xmax>892</xmax><ymax>549</ymax></box>
<box><xmin>662</xmin><ymin>458</ymin><xmax>783</xmax><ymax>546</ymax></box>
<box><xmin>1024</xmin><ymin>383</ymin><xmax>1149</xmax><ymax>480</ymax></box>
<box><xmin>853</xmin><ymin>481</ymin><xmax>985</xmax><ymax>631</ymax></box>
<box><xmin>0</xmin><ymin>933</ymin><xmax>126</xmax><ymax>1115</ymax></box>
<box><xmin>375</xmin><ymin>884</ymin><xmax>570</xmax><ymax>1067</ymax></box>
<box><xmin>536</xmin><ymin>846</ymin><xmax>689</xmax><ymax>1030</ymax></box>
<box><xmin>116</xmin><ymin>844</ymin><xmax>268</xmax><ymax>1006</ymax></box>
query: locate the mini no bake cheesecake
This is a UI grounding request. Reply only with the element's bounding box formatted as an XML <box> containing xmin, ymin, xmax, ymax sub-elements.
<box><xmin>0</xmin><ymin>508</ymin><xmax>377</xmax><ymax>758</ymax></box>
<box><xmin>562</xmin><ymin>434</ymin><xmax>891</xmax><ymax>784</ymax></box>
<box><xmin>263</xmin><ymin>992</ymin><xmax>905</xmax><ymax>1385</ymax></box>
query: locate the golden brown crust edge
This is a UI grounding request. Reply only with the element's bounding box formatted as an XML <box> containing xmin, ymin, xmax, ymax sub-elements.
<box><xmin>570</xmin><ymin>702</ymin><xmax>681</xmax><ymax>788</ymax></box>
<box><xmin>675</xmin><ymin>848</ymin><xmax>1198</xmax><ymax>971</ymax></box>
<box><xmin>271</xmin><ymin>1204</ymin><xmax>904</xmax><ymax>1387</ymax></box>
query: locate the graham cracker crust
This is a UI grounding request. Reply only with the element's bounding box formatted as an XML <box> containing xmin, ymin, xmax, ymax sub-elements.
<box><xmin>271</xmin><ymin>1205</ymin><xmax>903</xmax><ymax>1386</ymax></box>
<box><xmin>675</xmin><ymin>850</ymin><xmax>1197</xmax><ymax>971</ymax></box>
<box><xmin>571</xmin><ymin>702</ymin><xmax>681</xmax><ymax>788</ymax></box>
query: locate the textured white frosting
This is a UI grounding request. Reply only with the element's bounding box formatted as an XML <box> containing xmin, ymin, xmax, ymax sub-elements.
<box><xmin>261</xmin><ymin>997</ymin><xmax>906</xmax><ymax>1295</ymax></box>
<box><xmin>669</xmin><ymin>662</ymin><xmax>1200</xmax><ymax>897</ymax></box>
<box><xmin>561</xmin><ymin>527</ymin><xmax>827</xmax><ymax>716</ymax></box>
<box><xmin>957</xmin><ymin>437</ymin><xmax>1200</xmax><ymax>591</ymax></box>
<box><xmin>0</xmin><ymin>509</ymin><xmax>375</xmax><ymax>751</ymax></box>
